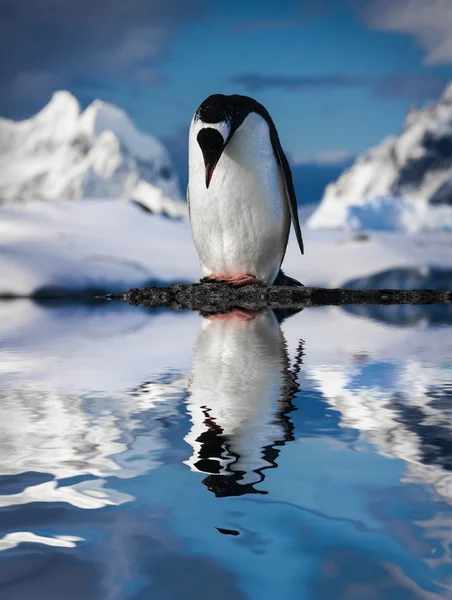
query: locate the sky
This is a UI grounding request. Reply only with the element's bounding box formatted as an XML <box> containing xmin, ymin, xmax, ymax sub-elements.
<box><xmin>1</xmin><ymin>0</ymin><xmax>452</xmax><ymax>178</ymax></box>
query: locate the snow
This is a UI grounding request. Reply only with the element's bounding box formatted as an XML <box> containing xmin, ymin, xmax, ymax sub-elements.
<box><xmin>310</xmin><ymin>191</ymin><xmax>452</xmax><ymax>233</ymax></box>
<box><xmin>342</xmin><ymin>195</ymin><xmax>452</xmax><ymax>233</ymax></box>
<box><xmin>79</xmin><ymin>98</ymin><xmax>165</xmax><ymax>162</ymax></box>
<box><xmin>283</xmin><ymin>228</ymin><xmax>452</xmax><ymax>289</ymax></box>
<box><xmin>0</xmin><ymin>90</ymin><xmax>187</xmax><ymax>218</ymax></box>
<box><xmin>0</xmin><ymin>200</ymin><xmax>198</xmax><ymax>296</ymax></box>
<box><xmin>0</xmin><ymin>198</ymin><xmax>451</xmax><ymax>296</ymax></box>
<box><xmin>309</xmin><ymin>83</ymin><xmax>452</xmax><ymax>231</ymax></box>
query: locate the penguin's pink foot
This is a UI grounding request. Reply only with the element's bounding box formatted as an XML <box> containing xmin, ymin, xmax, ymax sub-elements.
<box><xmin>225</xmin><ymin>274</ymin><xmax>262</xmax><ymax>287</ymax></box>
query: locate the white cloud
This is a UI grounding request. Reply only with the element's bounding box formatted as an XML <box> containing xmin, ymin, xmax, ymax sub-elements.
<box><xmin>363</xmin><ymin>0</ymin><xmax>452</xmax><ymax>65</ymax></box>
<box><xmin>291</xmin><ymin>149</ymin><xmax>353</xmax><ymax>166</ymax></box>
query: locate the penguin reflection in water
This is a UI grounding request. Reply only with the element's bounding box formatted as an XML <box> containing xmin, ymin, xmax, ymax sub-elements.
<box><xmin>188</xmin><ymin>94</ymin><xmax>304</xmax><ymax>287</ymax></box>
<box><xmin>184</xmin><ymin>309</ymin><xmax>303</xmax><ymax>497</ymax></box>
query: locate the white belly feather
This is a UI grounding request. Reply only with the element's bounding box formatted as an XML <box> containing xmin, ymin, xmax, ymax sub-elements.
<box><xmin>188</xmin><ymin>113</ymin><xmax>290</xmax><ymax>284</ymax></box>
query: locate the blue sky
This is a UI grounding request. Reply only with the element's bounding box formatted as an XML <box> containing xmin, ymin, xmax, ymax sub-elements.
<box><xmin>152</xmin><ymin>0</ymin><xmax>451</xmax><ymax>161</ymax></box>
<box><xmin>1</xmin><ymin>0</ymin><xmax>452</xmax><ymax>166</ymax></box>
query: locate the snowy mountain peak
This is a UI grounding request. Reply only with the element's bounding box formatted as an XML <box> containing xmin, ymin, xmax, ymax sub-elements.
<box><xmin>35</xmin><ymin>91</ymin><xmax>80</xmax><ymax>124</ymax></box>
<box><xmin>42</xmin><ymin>90</ymin><xmax>80</xmax><ymax>114</ymax></box>
<box><xmin>0</xmin><ymin>91</ymin><xmax>187</xmax><ymax>218</ymax></box>
<box><xmin>80</xmin><ymin>99</ymin><xmax>133</xmax><ymax>138</ymax></box>
<box><xmin>308</xmin><ymin>82</ymin><xmax>452</xmax><ymax>231</ymax></box>
<box><xmin>80</xmin><ymin>98</ymin><xmax>165</xmax><ymax>161</ymax></box>
<box><xmin>28</xmin><ymin>91</ymin><xmax>81</xmax><ymax>144</ymax></box>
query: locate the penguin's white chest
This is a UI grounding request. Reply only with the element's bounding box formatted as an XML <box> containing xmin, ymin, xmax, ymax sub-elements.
<box><xmin>188</xmin><ymin>114</ymin><xmax>290</xmax><ymax>284</ymax></box>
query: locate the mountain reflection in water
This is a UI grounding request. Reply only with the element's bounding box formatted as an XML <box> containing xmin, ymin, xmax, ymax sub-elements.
<box><xmin>185</xmin><ymin>309</ymin><xmax>302</xmax><ymax>497</ymax></box>
<box><xmin>0</xmin><ymin>299</ymin><xmax>451</xmax><ymax>599</ymax></box>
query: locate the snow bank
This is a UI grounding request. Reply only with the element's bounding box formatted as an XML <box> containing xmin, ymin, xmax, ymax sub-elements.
<box><xmin>309</xmin><ymin>191</ymin><xmax>452</xmax><ymax>233</ymax></box>
<box><xmin>282</xmin><ymin>227</ymin><xmax>452</xmax><ymax>288</ymax></box>
<box><xmin>1</xmin><ymin>199</ymin><xmax>451</xmax><ymax>296</ymax></box>
<box><xmin>342</xmin><ymin>196</ymin><xmax>452</xmax><ymax>232</ymax></box>
<box><xmin>307</xmin><ymin>191</ymin><xmax>452</xmax><ymax>233</ymax></box>
<box><xmin>0</xmin><ymin>199</ymin><xmax>198</xmax><ymax>296</ymax></box>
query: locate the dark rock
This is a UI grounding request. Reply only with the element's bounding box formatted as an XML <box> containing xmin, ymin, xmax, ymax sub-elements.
<box><xmin>121</xmin><ymin>282</ymin><xmax>452</xmax><ymax>312</ymax></box>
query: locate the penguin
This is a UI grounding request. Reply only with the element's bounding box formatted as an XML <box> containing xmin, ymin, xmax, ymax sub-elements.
<box><xmin>188</xmin><ymin>94</ymin><xmax>304</xmax><ymax>287</ymax></box>
<box><xmin>184</xmin><ymin>308</ymin><xmax>302</xmax><ymax>496</ymax></box>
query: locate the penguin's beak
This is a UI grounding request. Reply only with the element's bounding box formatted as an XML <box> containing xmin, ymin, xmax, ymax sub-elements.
<box><xmin>197</xmin><ymin>128</ymin><xmax>226</xmax><ymax>189</ymax></box>
<box><xmin>205</xmin><ymin>161</ymin><xmax>218</xmax><ymax>188</ymax></box>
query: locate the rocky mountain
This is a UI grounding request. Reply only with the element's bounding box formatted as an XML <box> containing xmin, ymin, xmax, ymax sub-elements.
<box><xmin>309</xmin><ymin>83</ymin><xmax>452</xmax><ymax>230</ymax></box>
<box><xmin>0</xmin><ymin>91</ymin><xmax>187</xmax><ymax>218</ymax></box>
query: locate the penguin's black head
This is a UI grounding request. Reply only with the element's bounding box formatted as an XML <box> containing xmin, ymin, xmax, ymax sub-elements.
<box><xmin>194</xmin><ymin>93</ymin><xmax>272</xmax><ymax>188</ymax></box>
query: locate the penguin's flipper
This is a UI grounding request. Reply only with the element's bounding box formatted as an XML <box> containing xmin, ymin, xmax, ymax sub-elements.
<box><xmin>270</xmin><ymin>130</ymin><xmax>304</xmax><ymax>256</ymax></box>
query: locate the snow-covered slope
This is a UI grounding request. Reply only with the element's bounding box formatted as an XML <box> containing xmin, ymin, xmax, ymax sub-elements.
<box><xmin>0</xmin><ymin>91</ymin><xmax>187</xmax><ymax>218</ymax></box>
<box><xmin>0</xmin><ymin>200</ymin><xmax>198</xmax><ymax>296</ymax></box>
<box><xmin>309</xmin><ymin>83</ymin><xmax>452</xmax><ymax>230</ymax></box>
<box><xmin>1</xmin><ymin>199</ymin><xmax>452</xmax><ymax>296</ymax></box>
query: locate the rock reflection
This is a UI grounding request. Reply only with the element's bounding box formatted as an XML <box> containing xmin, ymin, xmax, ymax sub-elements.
<box><xmin>184</xmin><ymin>308</ymin><xmax>302</xmax><ymax>497</ymax></box>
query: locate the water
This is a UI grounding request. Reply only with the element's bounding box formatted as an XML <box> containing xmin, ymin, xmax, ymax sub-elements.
<box><xmin>1</xmin><ymin>299</ymin><xmax>452</xmax><ymax>599</ymax></box>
